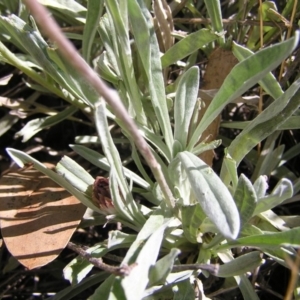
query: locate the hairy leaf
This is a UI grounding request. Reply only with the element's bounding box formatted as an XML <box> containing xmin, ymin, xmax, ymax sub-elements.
<box><xmin>178</xmin><ymin>152</ymin><xmax>240</xmax><ymax>239</ymax></box>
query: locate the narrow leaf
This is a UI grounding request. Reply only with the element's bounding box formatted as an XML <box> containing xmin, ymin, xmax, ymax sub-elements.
<box><xmin>253</xmin><ymin>175</ymin><xmax>269</xmax><ymax>199</ymax></box>
<box><xmin>218</xmin><ymin>227</ymin><xmax>300</xmax><ymax>250</ymax></box>
<box><xmin>148</xmin><ymin>248</ymin><xmax>181</xmax><ymax>286</ymax></box>
<box><xmin>106</xmin><ymin>0</ymin><xmax>147</xmax><ymax>125</ymax></box>
<box><xmin>234</xmin><ymin>174</ymin><xmax>257</xmax><ymax>227</ymax></box>
<box><xmin>129</xmin><ymin>0</ymin><xmax>173</xmax><ymax>155</ymax></box>
<box><xmin>71</xmin><ymin>144</ymin><xmax>150</xmax><ymax>190</ymax></box>
<box><xmin>174</xmin><ymin>66</ymin><xmax>199</xmax><ymax>152</ymax></box>
<box><xmin>188</xmin><ymin>32</ymin><xmax>299</xmax><ymax>149</ymax></box>
<box><xmin>95</xmin><ymin>102</ymin><xmax>145</xmax><ymax>226</ymax></box>
<box><xmin>232</xmin><ymin>42</ymin><xmax>283</xmax><ymax>99</ymax></box>
<box><xmin>221</xmin><ymin>150</ymin><xmax>238</xmax><ymax>189</ymax></box>
<box><xmin>181</xmin><ymin>204</ymin><xmax>205</xmax><ymax>243</ymax></box>
<box><xmin>227</xmin><ymin>78</ymin><xmax>300</xmax><ymax>167</ymax></box>
<box><xmin>82</xmin><ymin>0</ymin><xmax>103</xmax><ymax>64</ymax></box>
<box><xmin>52</xmin><ymin>272</ymin><xmax>107</xmax><ymax>300</ymax></box>
<box><xmin>56</xmin><ymin>155</ymin><xmax>94</xmax><ymax>192</ymax></box>
<box><xmin>218</xmin><ymin>251</ymin><xmax>263</xmax><ymax>277</ymax></box>
<box><xmin>161</xmin><ymin>29</ymin><xmax>217</xmax><ymax>68</ymax></box>
<box><xmin>15</xmin><ymin>106</ymin><xmax>77</xmax><ymax>142</ymax></box>
<box><xmin>204</xmin><ymin>0</ymin><xmax>225</xmax><ymax>44</ymax></box>
<box><xmin>218</xmin><ymin>251</ymin><xmax>260</xmax><ymax>300</ymax></box>
<box><xmin>121</xmin><ymin>219</ymin><xmax>170</xmax><ymax>299</ymax></box>
<box><xmin>254</xmin><ymin>178</ymin><xmax>293</xmax><ymax>215</ymax></box>
<box><xmin>6</xmin><ymin>148</ymin><xmax>98</xmax><ymax>212</ymax></box>
<box><xmin>178</xmin><ymin>151</ymin><xmax>240</xmax><ymax>239</ymax></box>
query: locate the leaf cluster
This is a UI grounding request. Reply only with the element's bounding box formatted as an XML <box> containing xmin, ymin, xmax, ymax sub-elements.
<box><xmin>0</xmin><ymin>0</ymin><xmax>300</xmax><ymax>299</ymax></box>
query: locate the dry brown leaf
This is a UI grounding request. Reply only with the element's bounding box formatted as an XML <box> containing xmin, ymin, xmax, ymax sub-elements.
<box><xmin>153</xmin><ymin>0</ymin><xmax>174</xmax><ymax>53</ymax></box>
<box><xmin>0</xmin><ymin>163</ymin><xmax>86</xmax><ymax>269</ymax></box>
<box><xmin>198</xmin><ymin>47</ymin><xmax>238</xmax><ymax>166</ymax></box>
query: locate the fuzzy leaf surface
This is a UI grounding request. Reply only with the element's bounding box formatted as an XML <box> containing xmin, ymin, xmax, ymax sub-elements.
<box><xmin>178</xmin><ymin>152</ymin><xmax>240</xmax><ymax>239</ymax></box>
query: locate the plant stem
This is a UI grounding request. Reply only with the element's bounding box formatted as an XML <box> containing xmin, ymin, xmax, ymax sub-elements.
<box><xmin>173</xmin><ymin>18</ymin><xmax>292</xmax><ymax>28</ymax></box>
<box><xmin>67</xmin><ymin>242</ymin><xmax>136</xmax><ymax>276</ymax></box>
<box><xmin>22</xmin><ymin>0</ymin><xmax>176</xmax><ymax>211</ymax></box>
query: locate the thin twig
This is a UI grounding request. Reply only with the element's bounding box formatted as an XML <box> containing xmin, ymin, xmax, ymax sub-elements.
<box><xmin>278</xmin><ymin>0</ymin><xmax>298</xmax><ymax>81</ymax></box>
<box><xmin>22</xmin><ymin>0</ymin><xmax>176</xmax><ymax>211</ymax></box>
<box><xmin>67</xmin><ymin>242</ymin><xmax>136</xmax><ymax>276</ymax></box>
<box><xmin>284</xmin><ymin>248</ymin><xmax>300</xmax><ymax>300</ymax></box>
<box><xmin>69</xmin><ymin>242</ymin><xmax>219</xmax><ymax>277</ymax></box>
<box><xmin>280</xmin><ymin>47</ymin><xmax>300</xmax><ymax>87</ymax></box>
<box><xmin>257</xmin><ymin>281</ymin><xmax>284</xmax><ymax>299</ymax></box>
<box><xmin>173</xmin><ymin>18</ymin><xmax>292</xmax><ymax>28</ymax></box>
<box><xmin>61</xmin><ymin>26</ymin><xmax>84</xmax><ymax>33</ymax></box>
<box><xmin>104</xmin><ymin>253</ymin><xmax>220</xmax><ymax>275</ymax></box>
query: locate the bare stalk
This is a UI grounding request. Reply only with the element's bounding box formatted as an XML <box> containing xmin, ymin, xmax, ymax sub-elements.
<box><xmin>284</xmin><ymin>249</ymin><xmax>300</xmax><ymax>300</ymax></box>
<box><xmin>173</xmin><ymin>18</ymin><xmax>292</xmax><ymax>28</ymax></box>
<box><xmin>22</xmin><ymin>0</ymin><xmax>176</xmax><ymax>210</ymax></box>
<box><xmin>67</xmin><ymin>242</ymin><xmax>136</xmax><ymax>276</ymax></box>
<box><xmin>67</xmin><ymin>244</ymin><xmax>219</xmax><ymax>276</ymax></box>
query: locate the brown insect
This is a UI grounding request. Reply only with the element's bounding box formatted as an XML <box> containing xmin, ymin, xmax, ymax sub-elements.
<box><xmin>92</xmin><ymin>176</ymin><xmax>115</xmax><ymax>214</ymax></box>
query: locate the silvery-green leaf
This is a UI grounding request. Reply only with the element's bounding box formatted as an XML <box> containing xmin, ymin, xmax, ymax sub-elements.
<box><xmin>218</xmin><ymin>251</ymin><xmax>260</xmax><ymax>300</ymax></box>
<box><xmin>174</xmin><ymin>66</ymin><xmax>199</xmax><ymax>152</ymax></box>
<box><xmin>218</xmin><ymin>226</ymin><xmax>300</xmax><ymax>250</ymax></box>
<box><xmin>121</xmin><ymin>218</ymin><xmax>171</xmax><ymax>299</ymax></box>
<box><xmin>232</xmin><ymin>42</ymin><xmax>283</xmax><ymax>99</ymax></box>
<box><xmin>148</xmin><ymin>248</ymin><xmax>181</xmax><ymax>286</ymax></box>
<box><xmin>254</xmin><ymin>178</ymin><xmax>293</xmax><ymax>215</ymax></box>
<box><xmin>6</xmin><ymin>148</ymin><xmax>96</xmax><ymax>212</ymax></box>
<box><xmin>221</xmin><ymin>150</ymin><xmax>238</xmax><ymax>189</ymax></box>
<box><xmin>217</xmin><ymin>251</ymin><xmax>263</xmax><ymax>277</ymax></box>
<box><xmin>178</xmin><ymin>151</ymin><xmax>240</xmax><ymax>239</ymax></box>
<box><xmin>188</xmin><ymin>32</ymin><xmax>299</xmax><ymax>150</ymax></box>
<box><xmin>181</xmin><ymin>204</ymin><xmax>205</xmax><ymax>243</ymax></box>
<box><xmin>253</xmin><ymin>175</ymin><xmax>269</xmax><ymax>199</ymax></box>
<box><xmin>234</xmin><ymin>174</ymin><xmax>257</xmax><ymax>227</ymax></box>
